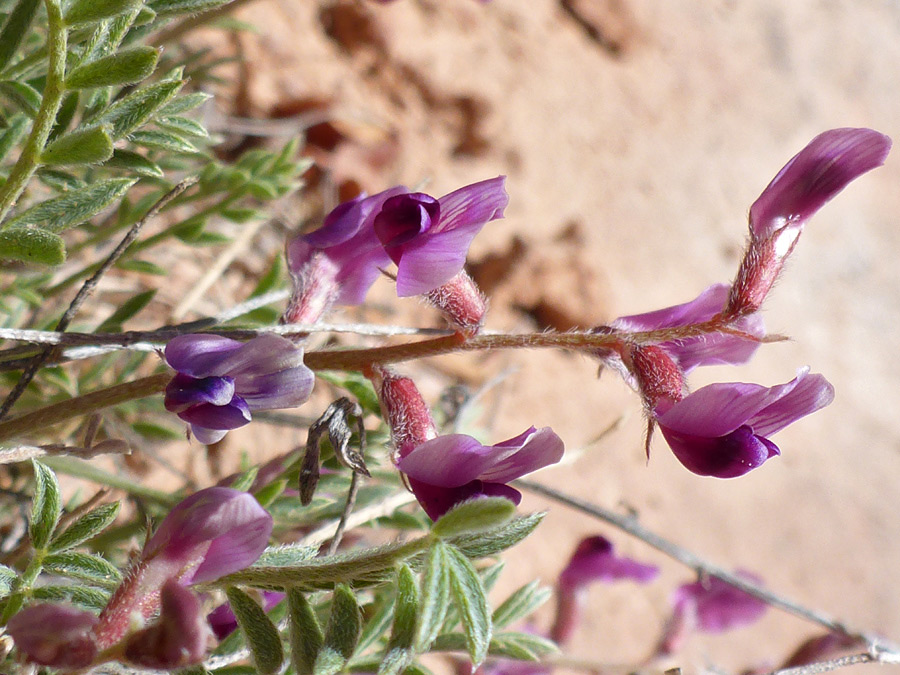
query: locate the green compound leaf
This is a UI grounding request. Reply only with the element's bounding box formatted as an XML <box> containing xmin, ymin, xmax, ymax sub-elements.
<box><xmin>0</xmin><ymin>227</ymin><xmax>66</xmax><ymax>265</ymax></box>
<box><xmin>432</xmin><ymin>498</ymin><xmax>516</xmax><ymax>539</ymax></box>
<box><xmin>150</xmin><ymin>0</ymin><xmax>235</xmax><ymax>18</ymax></box>
<box><xmin>288</xmin><ymin>587</ymin><xmax>324</xmax><ymax>675</ymax></box>
<box><xmin>49</xmin><ymin>501</ymin><xmax>120</xmax><ymax>552</ymax></box>
<box><xmin>446</xmin><ymin>546</ymin><xmax>491</xmax><ymax>667</ymax></box>
<box><xmin>64</xmin><ymin>0</ymin><xmax>144</xmax><ymax>27</ymax></box>
<box><xmin>450</xmin><ymin>512</ymin><xmax>545</xmax><ymax>559</ymax></box>
<box><xmin>97</xmin><ymin>79</ymin><xmax>183</xmax><ymax>139</ymax></box>
<box><xmin>42</xmin><ymin>551</ymin><xmax>122</xmax><ymax>588</ymax></box>
<box><xmin>41</xmin><ymin>126</ymin><xmax>114</xmax><ymax>166</ymax></box>
<box><xmin>415</xmin><ymin>540</ymin><xmax>450</xmax><ymax>652</ymax></box>
<box><xmin>379</xmin><ymin>564</ymin><xmax>419</xmax><ymax>675</ymax></box>
<box><xmin>6</xmin><ymin>178</ymin><xmax>136</xmax><ymax>233</ymax></box>
<box><xmin>0</xmin><ymin>0</ymin><xmax>41</xmax><ymax>73</ymax></box>
<box><xmin>314</xmin><ymin>584</ymin><xmax>361</xmax><ymax>675</ymax></box>
<box><xmin>226</xmin><ymin>586</ymin><xmax>284</xmax><ymax>675</ymax></box>
<box><xmin>491</xmin><ymin>580</ymin><xmax>551</xmax><ymax>629</ymax></box>
<box><xmin>66</xmin><ymin>47</ymin><xmax>159</xmax><ymax>90</ymax></box>
<box><xmin>29</xmin><ymin>461</ymin><xmax>62</xmax><ymax>550</ymax></box>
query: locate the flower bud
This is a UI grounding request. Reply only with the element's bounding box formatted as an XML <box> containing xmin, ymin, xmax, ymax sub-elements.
<box><xmin>8</xmin><ymin>603</ymin><xmax>98</xmax><ymax>668</ymax></box>
<box><xmin>424</xmin><ymin>269</ymin><xmax>487</xmax><ymax>336</ymax></box>
<box><xmin>373</xmin><ymin>368</ymin><xmax>439</xmax><ymax>459</ymax></box>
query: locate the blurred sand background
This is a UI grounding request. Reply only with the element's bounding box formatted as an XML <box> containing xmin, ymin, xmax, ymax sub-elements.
<box><xmin>161</xmin><ymin>0</ymin><xmax>900</xmax><ymax>672</ymax></box>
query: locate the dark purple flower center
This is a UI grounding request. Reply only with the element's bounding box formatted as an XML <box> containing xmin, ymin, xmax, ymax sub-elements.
<box><xmin>373</xmin><ymin>193</ymin><xmax>440</xmax><ymax>262</ymax></box>
<box><xmin>663</xmin><ymin>424</ymin><xmax>780</xmax><ymax>478</ymax></box>
<box><xmin>164</xmin><ymin>374</ymin><xmax>235</xmax><ymax>414</ymax></box>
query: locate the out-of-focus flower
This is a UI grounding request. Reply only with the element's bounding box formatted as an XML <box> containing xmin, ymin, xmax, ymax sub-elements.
<box><xmin>8</xmin><ymin>603</ymin><xmax>98</xmax><ymax>668</ymax></box>
<box><xmin>122</xmin><ymin>579</ymin><xmax>211</xmax><ymax>669</ymax></box>
<box><xmin>552</xmin><ymin>536</ymin><xmax>658</xmax><ymax>644</ymax></box>
<box><xmin>164</xmin><ymin>334</ymin><xmax>314</xmax><ymax>444</ymax></box>
<box><xmin>780</xmin><ymin>632</ymin><xmax>864</xmax><ymax>668</ymax></box>
<box><xmin>207</xmin><ymin>590</ymin><xmax>285</xmax><ymax>640</ymax></box>
<box><xmin>372</xmin><ymin>177</ymin><xmax>507</xmax><ymax>297</ymax></box>
<box><xmin>654</xmin><ymin>368</ymin><xmax>834</xmax><ymax>478</ymax></box>
<box><xmin>596</xmin><ymin>283</ymin><xmax>765</xmax><ymax>388</ymax></box>
<box><xmin>727</xmin><ymin>128</ymin><xmax>891</xmax><ymax>316</ymax></box>
<box><xmin>397</xmin><ymin>426</ymin><xmax>564</xmax><ymax>520</ymax></box>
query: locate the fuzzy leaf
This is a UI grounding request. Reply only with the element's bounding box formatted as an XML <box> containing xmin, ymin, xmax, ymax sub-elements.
<box><xmin>317</xmin><ymin>584</ymin><xmax>361</xmax><ymax>673</ymax></box>
<box><xmin>128</xmin><ymin>128</ymin><xmax>197</xmax><ymax>153</ymax></box>
<box><xmin>116</xmin><ymin>259</ymin><xmax>167</xmax><ymax>275</ymax></box>
<box><xmin>104</xmin><ymin>148</ymin><xmax>164</xmax><ymax>177</ymax></box>
<box><xmin>42</xmin><ymin>551</ymin><xmax>121</xmax><ymax>587</ymax></box>
<box><xmin>0</xmin><ymin>227</ymin><xmax>66</xmax><ymax>265</ymax></box>
<box><xmin>356</xmin><ymin>595</ymin><xmax>395</xmax><ymax>654</ymax></box>
<box><xmin>379</xmin><ymin>565</ymin><xmax>419</xmax><ymax>675</ymax></box>
<box><xmin>29</xmin><ymin>461</ymin><xmax>62</xmax><ymax>550</ymax></box>
<box><xmin>66</xmin><ymin>47</ymin><xmax>159</xmax><ymax>89</ymax></box>
<box><xmin>159</xmin><ymin>91</ymin><xmax>211</xmax><ymax>115</ymax></box>
<box><xmin>288</xmin><ymin>587</ymin><xmax>324</xmax><ymax>675</ymax></box>
<box><xmin>490</xmin><ymin>632</ymin><xmax>558</xmax><ymax>660</ymax></box>
<box><xmin>96</xmin><ymin>289</ymin><xmax>155</xmax><ymax>332</ymax></box>
<box><xmin>41</xmin><ymin>126</ymin><xmax>114</xmax><ymax>166</ymax></box>
<box><xmin>0</xmin><ymin>564</ymin><xmax>17</xmax><ymax>598</ymax></box>
<box><xmin>0</xmin><ymin>114</ymin><xmax>29</xmax><ymax>162</ymax></box>
<box><xmin>157</xmin><ymin>115</ymin><xmax>209</xmax><ymax>138</ymax></box>
<box><xmin>415</xmin><ymin>540</ymin><xmax>450</xmax><ymax>652</ymax></box>
<box><xmin>378</xmin><ymin>648</ymin><xmax>414</xmax><ymax>675</ymax></box>
<box><xmin>6</xmin><ymin>178</ymin><xmax>136</xmax><ymax>232</ymax></box>
<box><xmin>451</xmin><ymin>512</ymin><xmax>545</xmax><ymax>559</ymax></box>
<box><xmin>31</xmin><ymin>584</ymin><xmax>109</xmax><ymax>609</ymax></box>
<box><xmin>312</xmin><ymin>648</ymin><xmax>346</xmax><ymax>675</ymax></box>
<box><xmin>432</xmin><ymin>498</ymin><xmax>516</xmax><ymax>539</ymax></box>
<box><xmin>49</xmin><ymin>502</ymin><xmax>120</xmax><ymax>552</ymax></box>
<box><xmin>65</xmin><ymin>0</ymin><xmax>144</xmax><ymax>27</ymax></box>
<box><xmin>446</xmin><ymin>546</ymin><xmax>491</xmax><ymax>666</ymax></box>
<box><xmin>0</xmin><ymin>80</ymin><xmax>41</xmax><ymax>117</ymax></box>
<box><xmin>97</xmin><ymin>79</ymin><xmax>183</xmax><ymax>138</ymax></box>
<box><xmin>226</xmin><ymin>586</ymin><xmax>284</xmax><ymax>675</ymax></box>
<box><xmin>492</xmin><ymin>580</ymin><xmax>551</xmax><ymax>629</ymax></box>
<box><xmin>0</xmin><ymin>0</ymin><xmax>40</xmax><ymax>73</ymax></box>
<box><xmin>150</xmin><ymin>0</ymin><xmax>234</xmax><ymax>18</ymax></box>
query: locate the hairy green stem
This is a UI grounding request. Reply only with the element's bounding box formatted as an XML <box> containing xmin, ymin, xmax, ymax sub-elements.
<box><xmin>0</xmin><ymin>0</ymin><xmax>67</xmax><ymax>226</ymax></box>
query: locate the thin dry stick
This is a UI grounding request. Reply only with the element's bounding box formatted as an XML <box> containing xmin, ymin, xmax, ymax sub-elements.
<box><xmin>326</xmin><ymin>471</ymin><xmax>361</xmax><ymax>557</ymax></box>
<box><xmin>0</xmin><ymin>178</ymin><xmax>198</xmax><ymax>420</ymax></box>
<box><xmin>513</xmin><ymin>479</ymin><xmax>893</xmax><ymax>652</ymax></box>
<box><xmin>763</xmin><ymin>650</ymin><xmax>900</xmax><ymax>675</ymax></box>
<box><xmin>300</xmin><ymin>491</ymin><xmax>417</xmax><ymax>549</ymax></box>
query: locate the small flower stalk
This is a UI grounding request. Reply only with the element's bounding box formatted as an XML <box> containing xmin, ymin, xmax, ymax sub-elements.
<box><xmin>164</xmin><ymin>334</ymin><xmax>315</xmax><ymax>444</ymax></box>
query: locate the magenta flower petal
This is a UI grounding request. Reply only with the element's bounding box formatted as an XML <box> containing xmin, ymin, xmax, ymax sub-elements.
<box><xmin>395</xmin><ymin>225</ymin><xmax>483</xmax><ymax>297</ymax></box>
<box><xmin>215</xmin><ymin>334</ymin><xmax>308</xmax><ymax>378</ymax></box>
<box><xmin>165</xmin><ymin>335</ymin><xmax>242</xmax><ymax>377</ymax></box>
<box><xmin>478</xmin><ymin>427</ymin><xmax>565</xmax><ymax>483</ymax></box>
<box><xmin>558</xmin><ymin>536</ymin><xmax>659</xmax><ymax>590</ymax></box>
<box><xmin>434</xmin><ymin>175</ymin><xmax>508</xmax><ymax>234</ymax></box>
<box><xmin>374</xmin><ymin>193</ymin><xmax>440</xmax><ymax>254</ymax></box>
<box><xmin>673</xmin><ymin>572</ymin><xmax>768</xmax><ymax>633</ymax></box>
<box><xmin>178</xmin><ymin>397</ymin><xmax>251</xmax><ymax>431</ymax></box>
<box><xmin>143</xmin><ymin>487</ymin><xmax>272</xmax><ymax>584</ymax></box>
<box><xmin>8</xmin><ymin>603</ymin><xmax>98</xmax><ymax>668</ymax></box>
<box><xmin>399</xmin><ymin>434</ymin><xmax>500</xmax><ymax>487</ymax></box>
<box><xmin>406</xmin><ymin>477</ymin><xmax>523</xmax><ymax>522</ymax></box>
<box><xmin>657</xmin><ymin>369</ymin><xmax>833</xmax><ymax>478</ymax></box>
<box><xmin>750</xmin><ymin>128</ymin><xmax>891</xmax><ymax>240</ymax></box>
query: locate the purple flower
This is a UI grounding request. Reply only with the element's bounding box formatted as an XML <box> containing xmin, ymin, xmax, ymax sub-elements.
<box><xmin>143</xmin><ymin>487</ymin><xmax>272</xmax><ymax>585</ymax></box>
<box><xmin>655</xmin><ymin>368</ymin><xmax>834</xmax><ymax>478</ymax></box>
<box><xmin>123</xmin><ymin>579</ymin><xmax>211</xmax><ymax>669</ymax></box>
<box><xmin>597</xmin><ymin>284</ymin><xmax>764</xmax><ymax>390</ymax></box>
<box><xmin>397</xmin><ymin>426</ymin><xmax>564</xmax><ymax>520</ymax></box>
<box><xmin>373</xmin><ymin>177</ymin><xmax>508</xmax><ymax>297</ymax></box>
<box><xmin>8</xmin><ymin>603</ymin><xmax>99</xmax><ymax>668</ymax></box>
<box><xmin>727</xmin><ymin>128</ymin><xmax>891</xmax><ymax>315</ymax></box>
<box><xmin>673</xmin><ymin>572</ymin><xmax>768</xmax><ymax>633</ymax></box>
<box><xmin>552</xmin><ymin>536</ymin><xmax>658</xmax><ymax>644</ymax></box>
<box><xmin>164</xmin><ymin>334</ymin><xmax>314</xmax><ymax>444</ymax></box>
<box><xmin>207</xmin><ymin>590</ymin><xmax>285</xmax><ymax>639</ymax></box>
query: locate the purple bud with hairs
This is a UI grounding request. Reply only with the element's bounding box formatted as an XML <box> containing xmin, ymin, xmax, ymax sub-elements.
<box><xmin>8</xmin><ymin>603</ymin><xmax>98</xmax><ymax>668</ymax></box>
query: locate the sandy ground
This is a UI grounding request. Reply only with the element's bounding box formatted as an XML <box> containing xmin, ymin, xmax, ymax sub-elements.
<box><xmin>162</xmin><ymin>0</ymin><xmax>900</xmax><ymax>672</ymax></box>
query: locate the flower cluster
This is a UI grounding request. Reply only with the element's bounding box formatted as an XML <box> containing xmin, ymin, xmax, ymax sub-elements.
<box><xmin>9</xmin><ymin>488</ymin><xmax>272</xmax><ymax>669</ymax></box>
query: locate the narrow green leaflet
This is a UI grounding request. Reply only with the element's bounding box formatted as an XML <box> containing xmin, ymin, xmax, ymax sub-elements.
<box><xmin>30</xmin><ymin>461</ymin><xmax>62</xmax><ymax>550</ymax></box>
<box><xmin>0</xmin><ymin>564</ymin><xmax>17</xmax><ymax>598</ymax></box>
<box><xmin>150</xmin><ymin>0</ymin><xmax>236</xmax><ymax>18</ymax></box>
<box><xmin>379</xmin><ymin>564</ymin><xmax>419</xmax><ymax>675</ymax></box>
<box><xmin>5</xmin><ymin>178</ymin><xmax>136</xmax><ymax>232</ymax></box>
<box><xmin>104</xmin><ymin>149</ymin><xmax>165</xmax><ymax>177</ymax></box>
<box><xmin>97</xmin><ymin>289</ymin><xmax>156</xmax><ymax>331</ymax></box>
<box><xmin>64</xmin><ymin>0</ymin><xmax>144</xmax><ymax>27</ymax></box>
<box><xmin>432</xmin><ymin>498</ymin><xmax>515</xmax><ymax>539</ymax></box>
<box><xmin>489</xmin><ymin>632</ymin><xmax>558</xmax><ymax>661</ymax></box>
<box><xmin>32</xmin><ymin>584</ymin><xmax>109</xmax><ymax>609</ymax></box>
<box><xmin>0</xmin><ymin>80</ymin><xmax>41</xmax><ymax>117</ymax></box>
<box><xmin>491</xmin><ymin>580</ymin><xmax>551</xmax><ymax>629</ymax></box>
<box><xmin>355</xmin><ymin>595</ymin><xmax>395</xmax><ymax>654</ymax></box>
<box><xmin>288</xmin><ymin>587</ymin><xmax>324</xmax><ymax>675</ymax></box>
<box><xmin>159</xmin><ymin>91</ymin><xmax>211</xmax><ymax>115</ymax></box>
<box><xmin>41</xmin><ymin>126</ymin><xmax>114</xmax><ymax>166</ymax></box>
<box><xmin>226</xmin><ymin>586</ymin><xmax>284</xmax><ymax>675</ymax></box>
<box><xmin>156</xmin><ymin>115</ymin><xmax>209</xmax><ymax>138</ymax></box>
<box><xmin>42</xmin><ymin>551</ymin><xmax>122</xmax><ymax>588</ymax></box>
<box><xmin>129</xmin><ymin>129</ymin><xmax>197</xmax><ymax>153</ymax></box>
<box><xmin>451</xmin><ymin>512</ymin><xmax>545</xmax><ymax>559</ymax></box>
<box><xmin>0</xmin><ymin>227</ymin><xmax>66</xmax><ymax>265</ymax></box>
<box><xmin>65</xmin><ymin>47</ymin><xmax>159</xmax><ymax>90</ymax></box>
<box><xmin>314</xmin><ymin>584</ymin><xmax>361</xmax><ymax>675</ymax></box>
<box><xmin>97</xmin><ymin>79</ymin><xmax>183</xmax><ymax>139</ymax></box>
<box><xmin>0</xmin><ymin>114</ymin><xmax>29</xmax><ymax>162</ymax></box>
<box><xmin>50</xmin><ymin>501</ymin><xmax>120</xmax><ymax>552</ymax></box>
<box><xmin>446</xmin><ymin>545</ymin><xmax>492</xmax><ymax>667</ymax></box>
<box><xmin>415</xmin><ymin>540</ymin><xmax>450</xmax><ymax>652</ymax></box>
<box><xmin>0</xmin><ymin>0</ymin><xmax>40</xmax><ymax>73</ymax></box>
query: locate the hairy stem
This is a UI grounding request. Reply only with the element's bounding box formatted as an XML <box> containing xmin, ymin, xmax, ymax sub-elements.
<box><xmin>0</xmin><ymin>0</ymin><xmax>67</xmax><ymax>226</ymax></box>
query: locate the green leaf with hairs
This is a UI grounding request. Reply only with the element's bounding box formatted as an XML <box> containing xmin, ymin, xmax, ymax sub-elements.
<box><xmin>6</xmin><ymin>178</ymin><xmax>136</xmax><ymax>232</ymax></box>
<box><xmin>0</xmin><ymin>227</ymin><xmax>66</xmax><ymax>265</ymax></box>
<box><xmin>97</xmin><ymin>289</ymin><xmax>156</xmax><ymax>331</ymax></box>
<box><xmin>446</xmin><ymin>546</ymin><xmax>491</xmax><ymax>666</ymax></box>
<box><xmin>156</xmin><ymin>115</ymin><xmax>209</xmax><ymax>138</ymax></box>
<box><xmin>129</xmin><ymin>129</ymin><xmax>197</xmax><ymax>153</ymax></box>
<box><xmin>492</xmin><ymin>580</ymin><xmax>551</xmax><ymax>629</ymax></box>
<box><xmin>379</xmin><ymin>565</ymin><xmax>418</xmax><ymax>675</ymax></box>
<box><xmin>0</xmin><ymin>0</ymin><xmax>40</xmax><ymax>73</ymax></box>
<box><xmin>32</xmin><ymin>584</ymin><xmax>109</xmax><ymax>609</ymax></box>
<box><xmin>104</xmin><ymin>148</ymin><xmax>165</xmax><ymax>177</ymax></box>
<box><xmin>41</xmin><ymin>126</ymin><xmax>114</xmax><ymax>166</ymax></box>
<box><xmin>65</xmin><ymin>0</ymin><xmax>144</xmax><ymax>27</ymax></box>
<box><xmin>0</xmin><ymin>565</ymin><xmax>17</xmax><ymax>598</ymax></box>
<box><xmin>432</xmin><ymin>498</ymin><xmax>515</xmax><ymax>539</ymax></box>
<box><xmin>450</xmin><ymin>512</ymin><xmax>545</xmax><ymax>559</ymax></box>
<box><xmin>66</xmin><ymin>47</ymin><xmax>159</xmax><ymax>89</ymax></box>
<box><xmin>97</xmin><ymin>79</ymin><xmax>183</xmax><ymax>139</ymax></box>
<box><xmin>43</xmin><ymin>551</ymin><xmax>121</xmax><ymax>588</ymax></box>
<box><xmin>159</xmin><ymin>91</ymin><xmax>211</xmax><ymax>115</ymax></box>
<box><xmin>30</xmin><ymin>461</ymin><xmax>62</xmax><ymax>550</ymax></box>
<box><xmin>226</xmin><ymin>586</ymin><xmax>284</xmax><ymax>675</ymax></box>
<box><xmin>415</xmin><ymin>540</ymin><xmax>450</xmax><ymax>652</ymax></box>
<box><xmin>0</xmin><ymin>80</ymin><xmax>41</xmax><ymax>117</ymax></box>
<box><xmin>314</xmin><ymin>584</ymin><xmax>361</xmax><ymax>675</ymax></box>
<box><xmin>150</xmin><ymin>0</ymin><xmax>234</xmax><ymax>18</ymax></box>
<box><xmin>0</xmin><ymin>114</ymin><xmax>29</xmax><ymax>162</ymax></box>
<box><xmin>50</xmin><ymin>502</ymin><xmax>120</xmax><ymax>552</ymax></box>
<box><xmin>288</xmin><ymin>587</ymin><xmax>324</xmax><ymax>675</ymax></box>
